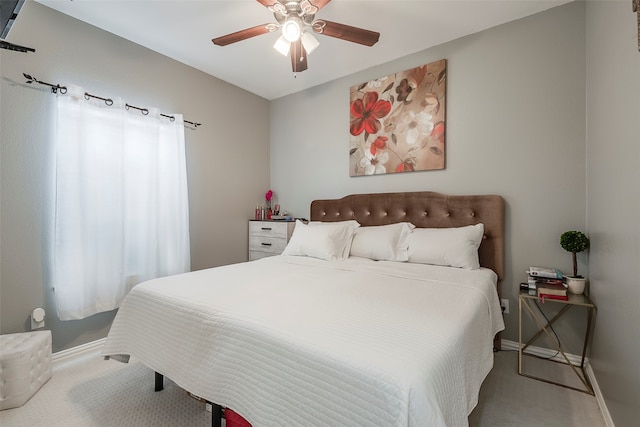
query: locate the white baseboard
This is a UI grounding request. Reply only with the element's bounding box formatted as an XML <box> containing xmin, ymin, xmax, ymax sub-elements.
<box><xmin>501</xmin><ymin>339</ymin><xmax>614</xmax><ymax>427</ymax></box>
<box><xmin>501</xmin><ymin>338</ymin><xmax>585</xmax><ymax>364</ymax></box>
<box><xmin>584</xmin><ymin>361</ymin><xmax>616</xmax><ymax>427</ymax></box>
<box><xmin>52</xmin><ymin>338</ymin><xmax>106</xmax><ymax>372</ymax></box>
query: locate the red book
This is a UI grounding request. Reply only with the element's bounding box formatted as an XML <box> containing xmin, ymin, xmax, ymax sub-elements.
<box><xmin>536</xmin><ymin>282</ymin><xmax>568</xmax><ymax>296</ymax></box>
<box><xmin>539</xmin><ymin>293</ymin><xmax>569</xmax><ymax>302</ymax></box>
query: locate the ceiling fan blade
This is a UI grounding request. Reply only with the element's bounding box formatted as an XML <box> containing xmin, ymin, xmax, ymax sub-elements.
<box><xmin>290</xmin><ymin>39</ymin><xmax>308</xmax><ymax>73</ymax></box>
<box><xmin>256</xmin><ymin>0</ymin><xmax>279</xmax><ymax>8</ymax></box>
<box><xmin>313</xmin><ymin>20</ymin><xmax>380</xmax><ymax>46</ymax></box>
<box><xmin>309</xmin><ymin>0</ymin><xmax>331</xmax><ymax>10</ymax></box>
<box><xmin>212</xmin><ymin>24</ymin><xmax>272</xmax><ymax>46</ymax></box>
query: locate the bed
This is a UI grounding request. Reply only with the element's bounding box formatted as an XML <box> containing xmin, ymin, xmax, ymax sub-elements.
<box><xmin>102</xmin><ymin>191</ymin><xmax>505</xmax><ymax>427</ymax></box>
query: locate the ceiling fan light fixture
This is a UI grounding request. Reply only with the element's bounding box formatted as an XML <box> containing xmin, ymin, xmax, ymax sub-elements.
<box><xmin>282</xmin><ymin>18</ymin><xmax>301</xmax><ymax>42</ymax></box>
<box><xmin>273</xmin><ymin>35</ymin><xmax>290</xmax><ymax>56</ymax></box>
<box><xmin>213</xmin><ymin>1</ymin><xmax>381</xmax><ymax>74</ymax></box>
<box><xmin>301</xmin><ymin>31</ymin><xmax>319</xmax><ymax>55</ymax></box>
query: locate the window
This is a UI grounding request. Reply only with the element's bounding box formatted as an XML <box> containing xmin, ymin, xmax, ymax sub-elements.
<box><xmin>53</xmin><ymin>85</ymin><xmax>190</xmax><ymax>320</ymax></box>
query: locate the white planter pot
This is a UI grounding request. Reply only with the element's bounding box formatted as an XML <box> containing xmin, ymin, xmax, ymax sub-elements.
<box><xmin>565</xmin><ymin>276</ymin><xmax>586</xmax><ymax>295</ymax></box>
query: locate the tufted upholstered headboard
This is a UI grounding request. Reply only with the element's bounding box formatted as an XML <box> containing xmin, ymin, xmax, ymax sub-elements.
<box><xmin>310</xmin><ymin>191</ymin><xmax>505</xmax><ymax>281</ymax></box>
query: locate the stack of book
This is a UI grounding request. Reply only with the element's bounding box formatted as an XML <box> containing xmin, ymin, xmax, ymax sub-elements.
<box><xmin>526</xmin><ymin>267</ymin><xmax>568</xmax><ymax>301</ymax></box>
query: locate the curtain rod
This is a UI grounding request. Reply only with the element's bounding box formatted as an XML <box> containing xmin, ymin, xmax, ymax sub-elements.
<box><xmin>1</xmin><ymin>41</ymin><xmax>35</xmax><ymax>53</ymax></box>
<box><xmin>23</xmin><ymin>73</ymin><xmax>202</xmax><ymax>128</ymax></box>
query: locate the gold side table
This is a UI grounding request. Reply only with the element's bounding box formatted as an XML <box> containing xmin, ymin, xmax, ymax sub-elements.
<box><xmin>518</xmin><ymin>291</ymin><xmax>596</xmax><ymax>395</ymax></box>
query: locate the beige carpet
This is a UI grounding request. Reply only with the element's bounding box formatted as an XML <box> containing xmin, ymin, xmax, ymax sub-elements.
<box><xmin>469</xmin><ymin>351</ymin><xmax>605</xmax><ymax>426</ymax></box>
<box><xmin>1</xmin><ymin>350</ymin><xmax>605</xmax><ymax>426</ymax></box>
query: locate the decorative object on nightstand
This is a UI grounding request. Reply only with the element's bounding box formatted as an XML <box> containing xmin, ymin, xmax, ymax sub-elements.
<box><xmin>560</xmin><ymin>230</ymin><xmax>590</xmax><ymax>294</ymax></box>
<box><xmin>265</xmin><ymin>189</ymin><xmax>274</xmax><ymax>219</ymax></box>
<box><xmin>248</xmin><ymin>220</ymin><xmax>295</xmax><ymax>261</ymax></box>
<box><xmin>526</xmin><ymin>266</ymin><xmax>568</xmax><ymax>300</ymax></box>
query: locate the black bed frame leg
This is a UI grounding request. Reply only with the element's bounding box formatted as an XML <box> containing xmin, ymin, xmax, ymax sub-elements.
<box><xmin>211</xmin><ymin>403</ymin><xmax>223</xmax><ymax>427</ymax></box>
<box><xmin>154</xmin><ymin>371</ymin><xmax>222</xmax><ymax>427</ymax></box>
<box><xmin>154</xmin><ymin>371</ymin><xmax>164</xmax><ymax>392</ymax></box>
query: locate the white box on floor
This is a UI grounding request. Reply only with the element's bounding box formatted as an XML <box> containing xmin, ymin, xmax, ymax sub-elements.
<box><xmin>0</xmin><ymin>330</ymin><xmax>52</xmax><ymax>410</ymax></box>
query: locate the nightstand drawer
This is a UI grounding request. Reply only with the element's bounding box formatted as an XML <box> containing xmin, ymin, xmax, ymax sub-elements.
<box><xmin>248</xmin><ymin>220</ymin><xmax>296</xmax><ymax>261</ymax></box>
<box><xmin>249</xmin><ymin>250</ymin><xmax>278</xmax><ymax>261</ymax></box>
<box><xmin>249</xmin><ymin>221</ymin><xmax>290</xmax><ymax>238</ymax></box>
<box><xmin>249</xmin><ymin>235</ymin><xmax>288</xmax><ymax>253</ymax></box>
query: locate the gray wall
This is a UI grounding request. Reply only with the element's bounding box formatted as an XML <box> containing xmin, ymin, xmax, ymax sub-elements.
<box><xmin>271</xmin><ymin>2</ymin><xmax>588</xmax><ymax>352</ymax></box>
<box><xmin>2</xmin><ymin>1</ymin><xmax>638</xmax><ymax>425</ymax></box>
<box><xmin>586</xmin><ymin>2</ymin><xmax>640</xmax><ymax>426</ymax></box>
<box><xmin>0</xmin><ymin>1</ymin><xmax>270</xmax><ymax>352</ymax></box>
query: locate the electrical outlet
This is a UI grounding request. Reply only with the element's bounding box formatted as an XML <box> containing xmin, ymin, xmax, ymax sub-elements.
<box><xmin>501</xmin><ymin>299</ymin><xmax>510</xmax><ymax>314</ymax></box>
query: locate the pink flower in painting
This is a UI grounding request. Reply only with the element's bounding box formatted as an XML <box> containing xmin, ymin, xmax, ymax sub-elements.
<box><xmin>265</xmin><ymin>190</ymin><xmax>273</xmax><ymax>202</ymax></box>
<box><xmin>350</xmin><ymin>92</ymin><xmax>392</xmax><ymax>136</ymax></box>
<box><xmin>369</xmin><ymin>136</ymin><xmax>388</xmax><ymax>155</ymax></box>
<box><xmin>431</xmin><ymin>121</ymin><xmax>445</xmax><ymax>145</ymax></box>
<box><xmin>395</xmin><ymin>161</ymin><xmax>415</xmax><ymax>173</ymax></box>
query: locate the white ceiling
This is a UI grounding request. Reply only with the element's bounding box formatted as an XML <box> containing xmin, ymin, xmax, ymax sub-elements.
<box><xmin>34</xmin><ymin>0</ymin><xmax>571</xmax><ymax>100</ymax></box>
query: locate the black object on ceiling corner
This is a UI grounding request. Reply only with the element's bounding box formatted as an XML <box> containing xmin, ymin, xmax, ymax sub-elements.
<box><xmin>1</xmin><ymin>0</ymin><xmax>33</xmax><ymax>52</ymax></box>
<box><xmin>1</xmin><ymin>0</ymin><xmax>25</xmax><ymax>39</ymax></box>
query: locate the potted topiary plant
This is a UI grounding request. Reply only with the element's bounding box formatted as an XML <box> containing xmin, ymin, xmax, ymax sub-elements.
<box><xmin>560</xmin><ymin>230</ymin><xmax>590</xmax><ymax>294</ymax></box>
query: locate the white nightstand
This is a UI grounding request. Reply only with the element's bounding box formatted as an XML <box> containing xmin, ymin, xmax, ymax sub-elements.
<box><xmin>248</xmin><ymin>220</ymin><xmax>295</xmax><ymax>261</ymax></box>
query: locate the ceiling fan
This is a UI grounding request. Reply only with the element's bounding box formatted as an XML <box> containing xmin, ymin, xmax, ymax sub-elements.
<box><xmin>212</xmin><ymin>0</ymin><xmax>380</xmax><ymax>73</ymax></box>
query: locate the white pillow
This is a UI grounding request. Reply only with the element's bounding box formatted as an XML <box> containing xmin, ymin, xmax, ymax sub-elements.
<box><xmin>307</xmin><ymin>220</ymin><xmax>361</xmax><ymax>259</ymax></box>
<box><xmin>349</xmin><ymin>222</ymin><xmax>416</xmax><ymax>261</ymax></box>
<box><xmin>407</xmin><ymin>223</ymin><xmax>484</xmax><ymax>269</ymax></box>
<box><xmin>282</xmin><ymin>220</ymin><xmax>360</xmax><ymax>261</ymax></box>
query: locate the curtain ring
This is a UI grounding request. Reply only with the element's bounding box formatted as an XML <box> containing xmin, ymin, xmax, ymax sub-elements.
<box><xmin>142</xmin><ymin>108</ymin><xmax>149</xmax><ymax>115</ymax></box>
<box><xmin>84</xmin><ymin>93</ymin><xmax>90</xmax><ymax>100</ymax></box>
<box><xmin>59</xmin><ymin>86</ymin><xmax>67</xmax><ymax>95</ymax></box>
<box><xmin>169</xmin><ymin>116</ymin><xmax>175</xmax><ymax>122</ymax></box>
<box><xmin>105</xmin><ymin>99</ymin><xmax>114</xmax><ymax>106</ymax></box>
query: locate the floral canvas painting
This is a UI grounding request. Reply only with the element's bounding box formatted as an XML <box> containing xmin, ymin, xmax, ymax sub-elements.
<box><xmin>349</xmin><ymin>59</ymin><xmax>446</xmax><ymax>176</ymax></box>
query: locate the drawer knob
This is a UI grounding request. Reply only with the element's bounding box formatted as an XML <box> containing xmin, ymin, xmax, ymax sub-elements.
<box><xmin>261</xmin><ymin>227</ymin><xmax>272</xmax><ymax>231</ymax></box>
<box><xmin>261</xmin><ymin>243</ymin><xmax>272</xmax><ymax>246</ymax></box>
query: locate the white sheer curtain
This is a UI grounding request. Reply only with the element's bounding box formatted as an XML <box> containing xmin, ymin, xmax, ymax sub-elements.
<box><xmin>53</xmin><ymin>85</ymin><xmax>190</xmax><ymax>320</ymax></box>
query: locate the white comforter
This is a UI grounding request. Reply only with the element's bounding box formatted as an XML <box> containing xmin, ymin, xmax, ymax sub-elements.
<box><xmin>102</xmin><ymin>256</ymin><xmax>504</xmax><ymax>427</ymax></box>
